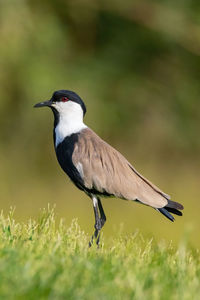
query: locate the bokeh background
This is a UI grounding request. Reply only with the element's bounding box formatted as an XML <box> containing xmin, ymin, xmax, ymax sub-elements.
<box><xmin>0</xmin><ymin>0</ymin><xmax>199</xmax><ymax>247</ymax></box>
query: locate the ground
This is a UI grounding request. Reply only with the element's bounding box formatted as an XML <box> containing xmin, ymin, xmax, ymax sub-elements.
<box><xmin>0</xmin><ymin>207</ymin><xmax>199</xmax><ymax>300</ymax></box>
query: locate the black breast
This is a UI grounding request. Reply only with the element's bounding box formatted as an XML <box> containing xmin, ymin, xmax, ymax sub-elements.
<box><xmin>55</xmin><ymin>133</ymin><xmax>85</xmax><ymax>191</ymax></box>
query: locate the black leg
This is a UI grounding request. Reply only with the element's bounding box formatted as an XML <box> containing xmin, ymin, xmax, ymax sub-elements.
<box><xmin>89</xmin><ymin>195</ymin><xmax>106</xmax><ymax>247</ymax></box>
<box><xmin>97</xmin><ymin>197</ymin><xmax>106</xmax><ymax>227</ymax></box>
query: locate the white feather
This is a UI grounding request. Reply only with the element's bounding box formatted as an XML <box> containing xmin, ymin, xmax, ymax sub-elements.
<box><xmin>52</xmin><ymin>101</ymin><xmax>87</xmax><ymax>147</ymax></box>
<box><xmin>92</xmin><ymin>195</ymin><xmax>98</xmax><ymax>208</ymax></box>
<box><xmin>76</xmin><ymin>162</ymin><xmax>84</xmax><ymax>179</ymax></box>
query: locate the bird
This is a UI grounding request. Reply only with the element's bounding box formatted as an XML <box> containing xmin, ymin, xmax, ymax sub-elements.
<box><xmin>34</xmin><ymin>90</ymin><xmax>184</xmax><ymax>246</ymax></box>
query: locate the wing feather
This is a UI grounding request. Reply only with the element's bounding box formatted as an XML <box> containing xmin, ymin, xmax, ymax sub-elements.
<box><xmin>72</xmin><ymin>128</ymin><xmax>168</xmax><ymax>209</ymax></box>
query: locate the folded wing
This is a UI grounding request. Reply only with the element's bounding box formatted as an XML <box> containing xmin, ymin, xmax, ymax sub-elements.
<box><xmin>72</xmin><ymin>128</ymin><xmax>169</xmax><ymax>209</ymax></box>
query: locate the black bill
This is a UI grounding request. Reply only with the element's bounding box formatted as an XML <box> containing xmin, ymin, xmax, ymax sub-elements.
<box><xmin>34</xmin><ymin>100</ymin><xmax>52</xmax><ymax>108</ymax></box>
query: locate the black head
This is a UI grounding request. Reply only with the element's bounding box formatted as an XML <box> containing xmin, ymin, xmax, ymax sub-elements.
<box><xmin>34</xmin><ymin>90</ymin><xmax>87</xmax><ymax>116</ymax></box>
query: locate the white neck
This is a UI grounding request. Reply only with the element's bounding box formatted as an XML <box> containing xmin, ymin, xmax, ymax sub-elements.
<box><xmin>53</xmin><ymin>102</ymin><xmax>87</xmax><ymax>147</ymax></box>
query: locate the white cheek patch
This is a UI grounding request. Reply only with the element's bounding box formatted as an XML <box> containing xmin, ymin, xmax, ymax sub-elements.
<box><xmin>53</xmin><ymin>101</ymin><xmax>87</xmax><ymax>147</ymax></box>
<box><xmin>52</xmin><ymin>101</ymin><xmax>72</xmax><ymax>113</ymax></box>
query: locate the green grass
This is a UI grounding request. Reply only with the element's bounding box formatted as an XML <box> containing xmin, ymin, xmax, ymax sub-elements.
<box><xmin>0</xmin><ymin>207</ymin><xmax>199</xmax><ymax>300</ymax></box>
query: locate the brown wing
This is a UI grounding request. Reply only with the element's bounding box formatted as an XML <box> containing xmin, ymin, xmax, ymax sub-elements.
<box><xmin>72</xmin><ymin>128</ymin><xmax>169</xmax><ymax>209</ymax></box>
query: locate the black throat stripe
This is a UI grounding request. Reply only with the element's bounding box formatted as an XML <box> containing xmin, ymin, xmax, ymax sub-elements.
<box><xmin>55</xmin><ymin>133</ymin><xmax>85</xmax><ymax>191</ymax></box>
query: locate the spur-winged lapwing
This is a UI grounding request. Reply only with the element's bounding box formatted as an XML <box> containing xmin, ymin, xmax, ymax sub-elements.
<box><xmin>34</xmin><ymin>90</ymin><xmax>184</xmax><ymax>245</ymax></box>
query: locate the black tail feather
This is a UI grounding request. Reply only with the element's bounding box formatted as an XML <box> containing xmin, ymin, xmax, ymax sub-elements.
<box><xmin>165</xmin><ymin>207</ymin><xmax>182</xmax><ymax>216</ymax></box>
<box><xmin>166</xmin><ymin>200</ymin><xmax>184</xmax><ymax>210</ymax></box>
<box><xmin>158</xmin><ymin>207</ymin><xmax>175</xmax><ymax>222</ymax></box>
<box><xmin>158</xmin><ymin>199</ymin><xmax>184</xmax><ymax>221</ymax></box>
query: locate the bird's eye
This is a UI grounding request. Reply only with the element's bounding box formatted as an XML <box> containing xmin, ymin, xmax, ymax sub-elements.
<box><xmin>61</xmin><ymin>97</ymin><xmax>69</xmax><ymax>102</ymax></box>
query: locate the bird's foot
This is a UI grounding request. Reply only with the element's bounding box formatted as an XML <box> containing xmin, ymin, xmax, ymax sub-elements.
<box><xmin>89</xmin><ymin>234</ymin><xmax>99</xmax><ymax>248</ymax></box>
<box><xmin>89</xmin><ymin>227</ymin><xmax>101</xmax><ymax>248</ymax></box>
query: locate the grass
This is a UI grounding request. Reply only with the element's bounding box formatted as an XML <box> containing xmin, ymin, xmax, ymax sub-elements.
<box><xmin>0</xmin><ymin>207</ymin><xmax>199</xmax><ymax>300</ymax></box>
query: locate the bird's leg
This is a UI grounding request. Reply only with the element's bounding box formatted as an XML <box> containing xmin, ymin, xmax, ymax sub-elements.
<box><xmin>89</xmin><ymin>195</ymin><xmax>105</xmax><ymax>247</ymax></box>
<box><xmin>97</xmin><ymin>197</ymin><xmax>106</xmax><ymax>227</ymax></box>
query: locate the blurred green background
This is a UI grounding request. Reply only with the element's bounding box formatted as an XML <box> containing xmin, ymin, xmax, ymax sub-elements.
<box><xmin>0</xmin><ymin>0</ymin><xmax>199</xmax><ymax>247</ymax></box>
